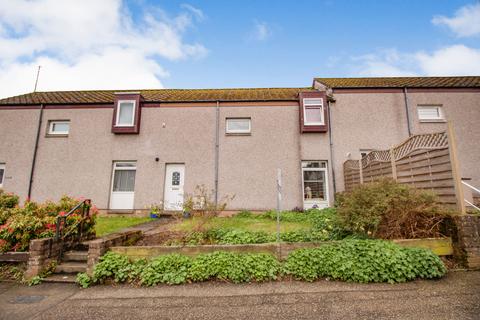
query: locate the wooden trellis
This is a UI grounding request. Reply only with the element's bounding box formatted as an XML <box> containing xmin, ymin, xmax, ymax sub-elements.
<box><xmin>343</xmin><ymin>123</ymin><xmax>465</xmax><ymax>213</ymax></box>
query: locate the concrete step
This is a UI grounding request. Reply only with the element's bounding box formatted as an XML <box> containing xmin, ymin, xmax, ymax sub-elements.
<box><xmin>43</xmin><ymin>273</ymin><xmax>77</xmax><ymax>283</ymax></box>
<box><xmin>54</xmin><ymin>262</ymin><xmax>87</xmax><ymax>274</ymax></box>
<box><xmin>63</xmin><ymin>250</ymin><xmax>88</xmax><ymax>262</ymax></box>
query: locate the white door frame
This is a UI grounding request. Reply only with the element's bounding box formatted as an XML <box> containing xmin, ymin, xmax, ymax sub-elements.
<box><xmin>301</xmin><ymin>161</ymin><xmax>329</xmax><ymax>209</ymax></box>
<box><xmin>110</xmin><ymin>161</ymin><xmax>136</xmax><ymax>210</ymax></box>
<box><xmin>163</xmin><ymin>163</ymin><xmax>185</xmax><ymax>211</ymax></box>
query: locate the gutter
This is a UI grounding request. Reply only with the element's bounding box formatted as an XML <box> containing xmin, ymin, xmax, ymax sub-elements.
<box><xmin>28</xmin><ymin>103</ymin><xmax>44</xmax><ymax>199</ymax></box>
<box><xmin>214</xmin><ymin>101</ymin><xmax>220</xmax><ymax>206</ymax></box>
<box><xmin>403</xmin><ymin>87</ymin><xmax>412</xmax><ymax>136</ymax></box>
<box><xmin>327</xmin><ymin>98</ymin><xmax>337</xmax><ymax>195</ymax></box>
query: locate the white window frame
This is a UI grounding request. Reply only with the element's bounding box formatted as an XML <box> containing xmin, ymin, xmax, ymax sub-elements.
<box><xmin>111</xmin><ymin>161</ymin><xmax>137</xmax><ymax>192</ymax></box>
<box><xmin>115</xmin><ymin>100</ymin><xmax>136</xmax><ymax>127</ymax></box>
<box><xmin>301</xmin><ymin>160</ymin><xmax>329</xmax><ymax>209</ymax></box>
<box><xmin>303</xmin><ymin>98</ymin><xmax>324</xmax><ymax>126</ymax></box>
<box><xmin>0</xmin><ymin>163</ymin><xmax>5</xmax><ymax>188</ymax></box>
<box><xmin>417</xmin><ymin>105</ymin><xmax>444</xmax><ymax>122</ymax></box>
<box><xmin>48</xmin><ymin>120</ymin><xmax>70</xmax><ymax>135</ymax></box>
<box><xmin>226</xmin><ymin>118</ymin><xmax>251</xmax><ymax>134</ymax></box>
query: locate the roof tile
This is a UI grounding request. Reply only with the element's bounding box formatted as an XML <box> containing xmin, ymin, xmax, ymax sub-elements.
<box><xmin>315</xmin><ymin>76</ymin><xmax>480</xmax><ymax>88</ymax></box>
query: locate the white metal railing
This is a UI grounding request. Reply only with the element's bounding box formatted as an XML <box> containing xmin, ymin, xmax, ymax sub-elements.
<box><xmin>462</xmin><ymin>180</ymin><xmax>480</xmax><ymax>212</ymax></box>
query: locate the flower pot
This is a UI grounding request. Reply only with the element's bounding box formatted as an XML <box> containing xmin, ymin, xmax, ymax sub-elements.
<box><xmin>149</xmin><ymin>213</ymin><xmax>159</xmax><ymax>219</ymax></box>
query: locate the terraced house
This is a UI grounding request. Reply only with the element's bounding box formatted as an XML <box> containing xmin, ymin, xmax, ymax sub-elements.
<box><xmin>0</xmin><ymin>76</ymin><xmax>479</xmax><ymax>212</ymax></box>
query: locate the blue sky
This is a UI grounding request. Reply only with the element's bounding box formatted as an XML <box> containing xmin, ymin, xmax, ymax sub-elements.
<box><xmin>0</xmin><ymin>0</ymin><xmax>479</xmax><ymax>97</ymax></box>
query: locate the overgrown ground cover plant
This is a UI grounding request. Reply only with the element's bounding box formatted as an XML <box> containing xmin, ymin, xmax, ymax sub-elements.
<box><xmin>283</xmin><ymin>240</ymin><xmax>446</xmax><ymax>283</ymax></box>
<box><xmin>77</xmin><ymin>239</ymin><xmax>446</xmax><ymax>288</ymax></box>
<box><xmin>335</xmin><ymin>179</ymin><xmax>451</xmax><ymax>239</ymax></box>
<box><xmin>0</xmin><ymin>191</ymin><xmax>97</xmax><ymax>252</ymax></box>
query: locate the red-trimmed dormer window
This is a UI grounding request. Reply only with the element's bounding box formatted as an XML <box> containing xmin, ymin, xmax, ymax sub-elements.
<box><xmin>112</xmin><ymin>93</ymin><xmax>142</xmax><ymax>134</ymax></box>
<box><xmin>299</xmin><ymin>91</ymin><xmax>328</xmax><ymax>133</ymax></box>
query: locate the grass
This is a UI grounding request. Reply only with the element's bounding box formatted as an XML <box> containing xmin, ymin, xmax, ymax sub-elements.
<box><xmin>95</xmin><ymin>216</ymin><xmax>155</xmax><ymax>237</ymax></box>
<box><xmin>171</xmin><ymin>215</ymin><xmax>311</xmax><ymax>233</ymax></box>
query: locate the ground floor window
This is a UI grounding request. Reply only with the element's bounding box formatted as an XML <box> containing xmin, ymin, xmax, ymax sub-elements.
<box><xmin>110</xmin><ymin>161</ymin><xmax>136</xmax><ymax>210</ymax></box>
<box><xmin>302</xmin><ymin>161</ymin><xmax>328</xmax><ymax>209</ymax></box>
<box><xmin>0</xmin><ymin>163</ymin><xmax>5</xmax><ymax>188</ymax></box>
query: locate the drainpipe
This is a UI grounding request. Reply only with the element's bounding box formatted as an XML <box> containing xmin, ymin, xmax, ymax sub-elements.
<box><xmin>327</xmin><ymin>99</ymin><xmax>337</xmax><ymax>195</ymax></box>
<box><xmin>403</xmin><ymin>87</ymin><xmax>412</xmax><ymax>137</ymax></box>
<box><xmin>214</xmin><ymin>101</ymin><xmax>220</xmax><ymax>206</ymax></box>
<box><xmin>28</xmin><ymin>103</ymin><xmax>44</xmax><ymax>199</ymax></box>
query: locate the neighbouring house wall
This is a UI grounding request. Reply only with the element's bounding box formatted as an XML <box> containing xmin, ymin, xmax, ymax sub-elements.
<box><xmin>407</xmin><ymin>91</ymin><xmax>480</xmax><ymax>188</ymax></box>
<box><xmin>329</xmin><ymin>92</ymin><xmax>409</xmax><ymax>192</ymax></box>
<box><xmin>0</xmin><ymin>109</ymin><xmax>39</xmax><ymax>200</ymax></box>
<box><xmin>330</xmin><ymin>90</ymin><xmax>480</xmax><ymax>194</ymax></box>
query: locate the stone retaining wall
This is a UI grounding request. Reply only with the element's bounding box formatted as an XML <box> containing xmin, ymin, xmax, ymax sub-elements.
<box><xmin>453</xmin><ymin>214</ymin><xmax>480</xmax><ymax>270</ymax></box>
<box><xmin>86</xmin><ymin>230</ymin><xmax>142</xmax><ymax>275</ymax></box>
<box><xmin>25</xmin><ymin>237</ymin><xmax>64</xmax><ymax>279</ymax></box>
<box><xmin>111</xmin><ymin>237</ymin><xmax>453</xmax><ymax>261</ymax></box>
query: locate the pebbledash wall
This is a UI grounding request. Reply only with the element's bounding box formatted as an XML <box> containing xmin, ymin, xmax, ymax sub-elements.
<box><xmin>0</xmin><ymin>78</ymin><xmax>479</xmax><ymax>212</ymax></box>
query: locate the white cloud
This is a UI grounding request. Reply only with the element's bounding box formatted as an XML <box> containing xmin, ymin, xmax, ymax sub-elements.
<box><xmin>416</xmin><ymin>44</ymin><xmax>480</xmax><ymax>75</ymax></box>
<box><xmin>351</xmin><ymin>49</ymin><xmax>419</xmax><ymax>76</ymax></box>
<box><xmin>432</xmin><ymin>3</ymin><xmax>480</xmax><ymax>37</ymax></box>
<box><xmin>350</xmin><ymin>45</ymin><xmax>480</xmax><ymax>77</ymax></box>
<box><xmin>251</xmin><ymin>21</ymin><xmax>272</xmax><ymax>41</ymax></box>
<box><xmin>181</xmin><ymin>4</ymin><xmax>205</xmax><ymax>21</ymax></box>
<box><xmin>0</xmin><ymin>1</ymin><xmax>207</xmax><ymax>98</ymax></box>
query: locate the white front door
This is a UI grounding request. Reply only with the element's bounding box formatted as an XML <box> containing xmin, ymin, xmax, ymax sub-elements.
<box><xmin>164</xmin><ymin>164</ymin><xmax>185</xmax><ymax>211</ymax></box>
<box><xmin>110</xmin><ymin>162</ymin><xmax>136</xmax><ymax>210</ymax></box>
<box><xmin>302</xmin><ymin>161</ymin><xmax>329</xmax><ymax>209</ymax></box>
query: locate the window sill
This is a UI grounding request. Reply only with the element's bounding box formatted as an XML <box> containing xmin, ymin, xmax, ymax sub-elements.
<box><xmin>226</xmin><ymin>132</ymin><xmax>252</xmax><ymax>136</ymax></box>
<box><xmin>45</xmin><ymin>134</ymin><xmax>69</xmax><ymax>138</ymax></box>
<box><xmin>419</xmin><ymin>119</ymin><xmax>446</xmax><ymax>123</ymax></box>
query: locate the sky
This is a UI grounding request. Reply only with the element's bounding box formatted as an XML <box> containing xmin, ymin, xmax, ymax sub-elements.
<box><xmin>0</xmin><ymin>0</ymin><xmax>479</xmax><ymax>98</ymax></box>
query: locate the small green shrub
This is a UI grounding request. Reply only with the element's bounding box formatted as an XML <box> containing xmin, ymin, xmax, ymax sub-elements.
<box><xmin>93</xmin><ymin>251</ymin><xmax>132</xmax><ymax>283</ymax></box>
<box><xmin>216</xmin><ymin>229</ymin><xmax>275</xmax><ymax>244</ymax></box>
<box><xmin>76</xmin><ymin>272</ymin><xmax>92</xmax><ymax>288</ymax></box>
<box><xmin>140</xmin><ymin>254</ymin><xmax>192</xmax><ymax>286</ymax></box>
<box><xmin>188</xmin><ymin>251</ymin><xmax>280</xmax><ymax>283</ymax></box>
<box><xmin>236</xmin><ymin>210</ymin><xmax>253</xmax><ymax>218</ymax></box>
<box><xmin>28</xmin><ymin>275</ymin><xmax>43</xmax><ymax>286</ymax></box>
<box><xmin>335</xmin><ymin>179</ymin><xmax>449</xmax><ymax>239</ymax></box>
<box><xmin>0</xmin><ymin>190</ymin><xmax>19</xmax><ymax>211</ymax></box>
<box><xmin>283</xmin><ymin>240</ymin><xmax>446</xmax><ymax>283</ymax></box>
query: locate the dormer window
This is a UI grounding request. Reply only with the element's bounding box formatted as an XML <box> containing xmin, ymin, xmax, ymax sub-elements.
<box><xmin>299</xmin><ymin>91</ymin><xmax>329</xmax><ymax>133</ymax></box>
<box><xmin>116</xmin><ymin>100</ymin><xmax>136</xmax><ymax>127</ymax></box>
<box><xmin>112</xmin><ymin>93</ymin><xmax>142</xmax><ymax>134</ymax></box>
<box><xmin>303</xmin><ymin>98</ymin><xmax>324</xmax><ymax>126</ymax></box>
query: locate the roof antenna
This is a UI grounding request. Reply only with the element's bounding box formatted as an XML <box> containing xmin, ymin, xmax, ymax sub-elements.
<box><xmin>33</xmin><ymin>65</ymin><xmax>41</xmax><ymax>92</ymax></box>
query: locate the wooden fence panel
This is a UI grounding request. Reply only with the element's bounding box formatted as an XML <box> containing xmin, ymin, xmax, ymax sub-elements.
<box><xmin>342</xmin><ymin>130</ymin><xmax>462</xmax><ymax>208</ymax></box>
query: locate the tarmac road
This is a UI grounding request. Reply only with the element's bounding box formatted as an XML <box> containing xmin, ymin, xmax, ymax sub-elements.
<box><xmin>1</xmin><ymin>271</ymin><xmax>479</xmax><ymax>320</ymax></box>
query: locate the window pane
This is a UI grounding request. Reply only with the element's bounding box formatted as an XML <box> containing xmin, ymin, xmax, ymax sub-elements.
<box><xmin>304</xmin><ymin>98</ymin><xmax>322</xmax><ymax>105</ymax></box>
<box><xmin>418</xmin><ymin>106</ymin><xmax>441</xmax><ymax>120</ymax></box>
<box><xmin>227</xmin><ymin>118</ymin><xmax>250</xmax><ymax>132</ymax></box>
<box><xmin>115</xmin><ymin>162</ymin><xmax>136</xmax><ymax>168</ymax></box>
<box><xmin>302</xmin><ymin>161</ymin><xmax>326</xmax><ymax>168</ymax></box>
<box><xmin>118</xmin><ymin>102</ymin><xmax>134</xmax><ymax>125</ymax></box>
<box><xmin>52</xmin><ymin>122</ymin><xmax>69</xmax><ymax>133</ymax></box>
<box><xmin>172</xmin><ymin>171</ymin><xmax>180</xmax><ymax>185</ymax></box>
<box><xmin>0</xmin><ymin>168</ymin><xmax>4</xmax><ymax>185</ymax></box>
<box><xmin>305</xmin><ymin>107</ymin><xmax>322</xmax><ymax>123</ymax></box>
<box><xmin>113</xmin><ymin>169</ymin><xmax>136</xmax><ymax>192</ymax></box>
<box><xmin>303</xmin><ymin>170</ymin><xmax>325</xmax><ymax>200</ymax></box>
